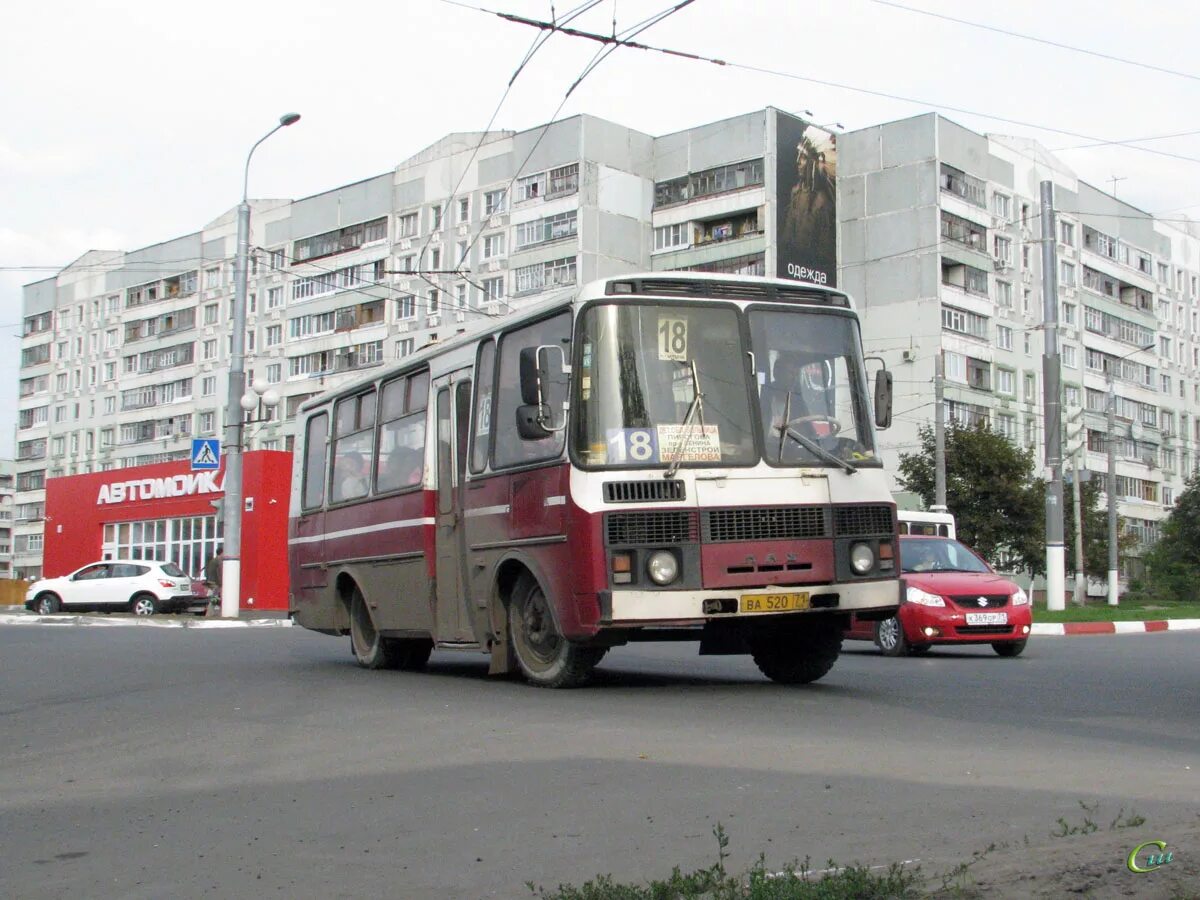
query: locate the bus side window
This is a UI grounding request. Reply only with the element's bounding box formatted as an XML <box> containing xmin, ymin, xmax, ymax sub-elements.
<box><xmin>302</xmin><ymin>412</ymin><xmax>329</xmax><ymax>509</ymax></box>
<box><xmin>471</xmin><ymin>340</ymin><xmax>496</xmax><ymax>473</ymax></box>
<box><xmin>330</xmin><ymin>390</ymin><xmax>377</xmax><ymax>503</ymax></box>
<box><xmin>899</xmin><ymin>522</ymin><xmax>909</xmax><ymax>534</ymax></box>
<box><xmin>377</xmin><ymin>371</ymin><xmax>428</xmax><ymax>493</ymax></box>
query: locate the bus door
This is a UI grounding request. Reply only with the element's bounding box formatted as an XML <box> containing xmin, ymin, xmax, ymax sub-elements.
<box><xmin>434</xmin><ymin>372</ymin><xmax>474</xmax><ymax>643</ymax></box>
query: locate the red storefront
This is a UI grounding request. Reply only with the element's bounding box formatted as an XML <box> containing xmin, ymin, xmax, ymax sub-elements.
<box><xmin>43</xmin><ymin>451</ymin><xmax>293</xmax><ymax>611</ymax></box>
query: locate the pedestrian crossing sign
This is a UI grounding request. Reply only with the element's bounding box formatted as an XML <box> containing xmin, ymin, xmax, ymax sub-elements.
<box><xmin>191</xmin><ymin>438</ymin><xmax>221</xmax><ymax>471</ymax></box>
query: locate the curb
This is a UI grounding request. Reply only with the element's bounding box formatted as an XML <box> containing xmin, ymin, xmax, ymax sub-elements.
<box><xmin>0</xmin><ymin>612</ymin><xmax>292</xmax><ymax>629</ymax></box>
<box><xmin>1032</xmin><ymin>619</ymin><xmax>1200</xmax><ymax>636</ymax></box>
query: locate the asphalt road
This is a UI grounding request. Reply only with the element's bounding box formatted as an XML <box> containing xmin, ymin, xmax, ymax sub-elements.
<box><xmin>1</xmin><ymin>625</ymin><xmax>1197</xmax><ymax>899</ymax></box>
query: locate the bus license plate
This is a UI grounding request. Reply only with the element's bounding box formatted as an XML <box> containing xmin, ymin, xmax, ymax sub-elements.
<box><xmin>966</xmin><ymin>612</ymin><xmax>1008</xmax><ymax>626</ymax></box>
<box><xmin>741</xmin><ymin>592</ymin><xmax>810</xmax><ymax>614</ymax></box>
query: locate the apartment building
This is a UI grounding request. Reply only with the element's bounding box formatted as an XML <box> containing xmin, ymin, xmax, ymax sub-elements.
<box><xmin>839</xmin><ymin>113</ymin><xmax>1200</xmax><ymax>575</ymax></box>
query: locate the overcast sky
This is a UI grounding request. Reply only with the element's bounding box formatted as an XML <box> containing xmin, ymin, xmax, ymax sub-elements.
<box><xmin>4</xmin><ymin>0</ymin><xmax>1199</xmax><ymax>458</ymax></box>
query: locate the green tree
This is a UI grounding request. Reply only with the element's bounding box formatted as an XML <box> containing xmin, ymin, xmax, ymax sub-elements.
<box><xmin>1131</xmin><ymin>471</ymin><xmax>1200</xmax><ymax>602</ymax></box>
<box><xmin>1063</xmin><ymin>475</ymin><xmax>1137</xmax><ymax>581</ymax></box>
<box><xmin>898</xmin><ymin>421</ymin><xmax>1044</xmax><ymax>572</ymax></box>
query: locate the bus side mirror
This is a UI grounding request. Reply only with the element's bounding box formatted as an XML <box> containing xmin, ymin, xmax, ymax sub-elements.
<box><xmin>516</xmin><ymin>404</ymin><xmax>552</xmax><ymax>440</ymax></box>
<box><xmin>519</xmin><ymin>347</ymin><xmax>542</xmax><ymax>406</ymax></box>
<box><xmin>874</xmin><ymin>369</ymin><xmax>893</xmax><ymax>429</ymax></box>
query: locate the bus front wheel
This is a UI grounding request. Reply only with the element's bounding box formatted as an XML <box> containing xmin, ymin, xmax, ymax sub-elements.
<box><xmin>749</xmin><ymin>616</ymin><xmax>842</xmax><ymax>685</ymax></box>
<box><xmin>508</xmin><ymin>576</ymin><xmax>604</xmax><ymax>688</ymax></box>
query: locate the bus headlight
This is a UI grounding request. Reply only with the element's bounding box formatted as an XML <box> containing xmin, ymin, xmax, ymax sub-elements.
<box><xmin>849</xmin><ymin>542</ymin><xmax>875</xmax><ymax>575</ymax></box>
<box><xmin>646</xmin><ymin>551</ymin><xmax>679</xmax><ymax>586</ymax></box>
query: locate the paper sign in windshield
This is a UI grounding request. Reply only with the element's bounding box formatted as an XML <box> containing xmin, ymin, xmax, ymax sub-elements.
<box><xmin>656</xmin><ymin>424</ymin><xmax>721</xmax><ymax>462</ymax></box>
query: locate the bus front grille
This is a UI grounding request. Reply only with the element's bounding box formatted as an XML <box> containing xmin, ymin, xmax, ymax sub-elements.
<box><xmin>833</xmin><ymin>505</ymin><xmax>894</xmax><ymax>537</ymax></box>
<box><xmin>702</xmin><ymin>506</ymin><xmax>829</xmax><ymax>542</ymax></box>
<box><xmin>606</xmin><ymin>511</ymin><xmax>698</xmax><ymax>546</ymax></box>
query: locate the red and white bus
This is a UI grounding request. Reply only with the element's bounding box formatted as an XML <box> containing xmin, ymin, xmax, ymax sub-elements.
<box><xmin>289</xmin><ymin>274</ymin><xmax>901</xmax><ymax>687</ymax></box>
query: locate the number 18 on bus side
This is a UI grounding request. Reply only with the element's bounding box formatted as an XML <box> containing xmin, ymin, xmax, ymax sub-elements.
<box><xmin>288</xmin><ymin>274</ymin><xmax>901</xmax><ymax>688</ymax></box>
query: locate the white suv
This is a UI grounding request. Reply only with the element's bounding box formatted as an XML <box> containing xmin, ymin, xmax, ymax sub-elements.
<box><xmin>25</xmin><ymin>560</ymin><xmax>204</xmax><ymax>616</ymax></box>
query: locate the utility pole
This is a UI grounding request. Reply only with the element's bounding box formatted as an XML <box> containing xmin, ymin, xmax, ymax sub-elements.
<box><xmin>1066</xmin><ymin>407</ymin><xmax>1086</xmax><ymax>606</ymax></box>
<box><xmin>1106</xmin><ymin>372</ymin><xmax>1119</xmax><ymax>606</ymax></box>
<box><xmin>1039</xmin><ymin>180</ymin><xmax>1066</xmax><ymax>611</ymax></box>
<box><xmin>933</xmin><ymin>351</ymin><xmax>947</xmax><ymax>512</ymax></box>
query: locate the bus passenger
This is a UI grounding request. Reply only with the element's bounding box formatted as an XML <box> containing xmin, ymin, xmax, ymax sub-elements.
<box><xmin>339</xmin><ymin>451</ymin><xmax>370</xmax><ymax>499</ymax></box>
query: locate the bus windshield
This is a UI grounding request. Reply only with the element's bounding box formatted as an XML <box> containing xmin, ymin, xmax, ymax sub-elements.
<box><xmin>573</xmin><ymin>303</ymin><xmax>757</xmax><ymax>468</ymax></box>
<box><xmin>748</xmin><ymin>308</ymin><xmax>878</xmax><ymax>466</ymax></box>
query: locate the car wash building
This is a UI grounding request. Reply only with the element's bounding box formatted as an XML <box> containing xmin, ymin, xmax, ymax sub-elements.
<box><xmin>42</xmin><ymin>451</ymin><xmax>293</xmax><ymax>611</ymax></box>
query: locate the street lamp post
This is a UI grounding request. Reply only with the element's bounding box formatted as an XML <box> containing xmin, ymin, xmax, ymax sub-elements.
<box><xmin>221</xmin><ymin>113</ymin><xmax>300</xmax><ymax>618</ymax></box>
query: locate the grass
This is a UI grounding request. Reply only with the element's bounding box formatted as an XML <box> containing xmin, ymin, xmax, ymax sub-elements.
<box><xmin>526</xmin><ymin>824</ymin><xmax>922</xmax><ymax>900</ymax></box>
<box><xmin>1032</xmin><ymin>599</ymin><xmax>1200</xmax><ymax>623</ymax></box>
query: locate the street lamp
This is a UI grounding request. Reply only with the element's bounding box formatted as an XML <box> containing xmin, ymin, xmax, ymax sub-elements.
<box><xmin>1104</xmin><ymin>341</ymin><xmax>1156</xmax><ymax>608</ymax></box>
<box><xmin>221</xmin><ymin>113</ymin><xmax>300</xmax><ymax>618</ymax></box>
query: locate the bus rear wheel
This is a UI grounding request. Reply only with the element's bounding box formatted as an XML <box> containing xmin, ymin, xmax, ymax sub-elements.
<box><xmin>749</xmin><ymin>615</ymin><xmax>842</xmax><ymax>685</ymax></box>
<box><xmin>508</xmin><ymin>576</ymin><xmax>604</xmax><ymax>688</ymax></box>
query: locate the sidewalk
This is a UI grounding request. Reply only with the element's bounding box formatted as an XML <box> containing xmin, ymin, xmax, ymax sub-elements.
<box><xmin>0</xmin><ymin>606</ymin><xmax>292</xmax><ymax>628</ymax></box>
<box><xmin>1032</xmin><ymin>618</ymin><xmax>1200</xmax><ymax>636</ymax></box>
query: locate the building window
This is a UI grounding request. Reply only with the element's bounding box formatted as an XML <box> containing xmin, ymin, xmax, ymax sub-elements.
<box><xmin>458</xmin><ymin>197</ymin><xmax>470</xmax><ymax>223</ymax></box>
<box><xmin>397</xmin><ymin>338</ymin><xmax>415</xmax><ymax>358</ymax></box>
<box><xmin>266</xmin><ymin>325</ymin><xmax>282</xmax><ymax>346</ymax></box>
<box><xmin>1059</xmin><ymin>220</ymin><xmax>1076</xmax><ymax>246</ymax></box>
<box><xmin>202</xmin><ymin>376</ymin><xmax>216</xmax><ymax>396</ymax></box>
<box><xmin>653</xmin><ymin>158</ymin><xmax>765</xmax><ymax>208</ymax></box>
<box><xmin>203</xmin><ymin>339</ymin><xmax>217</xmax><ymax>360</ymax></box>
<box><xmin>1060</xmin><ymin>260</ymin><xmax>1075</xmax><ymax>286</ymax></box>
<box><xmin>484</xmin><ymin>189</ymin><xmax>507</xmax><ymax>216</ymax></box>
<box><xmin>997</xmin><ymin>369</ymin><xmax>1015</xmax><ymax>395</ymax></box>
<box><xmin>267</xmin><ymin>287</ymin><xmax>283</xmax><ymax>309</ymax></box>
<box><xmin>654</xmin><ymin>222</ymin><xmax>689</xmax><ymax>252</ymax></box>
<box><xmin>482</xmin><ymin>233</ymin><xmax>506</xmax><ymax>259</ymax></box>
<box><xmin>939</xmin><ymin>164</ymin><xmax>986</xmax><ymax>207</ymax></box>
<box><xmin>993</xmin><ymin>235</ymin><xmax>1012</xmax><ymax>263</ymax></box>
<box><xmin>1024</xmin><ymin>372</ymin><xmax>1037</xmax><ymax>402</ymax></box>
<box><xmin>516</xmin><ymin>173</ymin><xmax>545</xmax><ymax>202</ymax></box>
<box><xmin>456</xmin><ymin>284</ymin><xmax>468</xmax><ymax>309</ymax></box>
<box><xmin>996</xmin><ymin>280</ymin><xmax>1013</xmax><ymax>308</ymax></box>
<box><xmin>941</xmin><ymin>304</ymin><xmax>989</xmax><ymax>339</ymax></box>
<box><xmin>293</xmin><ymin>217</ymin><xmax>387</xmax><ymax>263</ymax></box>
<box><xmin>1062</xmin><ymin>344</ymin><xmax>1078</xmax><ymax>368</ymax></box>
<box><xmin>396</xmin><ymin>295</ymin><xmax>416</xmax><ymax>319</ymax></box>
<box><xmin>431</xmin><ymin>205</ymin><xmax>443</xmax><ymax>230</ymax></box>
<box><xmin>991</xmin><ymin>193</ymin><xmax>1011</xmax><ymax>221</ymax></box>
<box><xmin>483</xmin><ymin>277</ymin><xmax>505</xmax><ymax>304</ymax></box>
<box><xmin>514</xmin><ymin>210</ymin><xmax>578</xmax><ymax>249</ymax></box>
<box><xmin>1062</xmin><ymin>302</ymin><xmax>1076</xmax><ymax>325</ymax></box>
<box><xmin>397</xmin><ymin>212</ymin><xmax>418</xmax><ymax>238</ymax></box>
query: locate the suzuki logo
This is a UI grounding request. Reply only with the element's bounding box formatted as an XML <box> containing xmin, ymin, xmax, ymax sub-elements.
<box><xmin>977</xmin><ymin>597</ymin><xmax>988</xmax><ymax>607</ymax></box>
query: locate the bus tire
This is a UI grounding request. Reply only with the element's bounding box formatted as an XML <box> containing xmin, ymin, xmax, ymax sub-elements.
<box><xmin>749</xmin><ymin>616</ymin><xmax>842</xmax><ymax>685</ymax></box>
<box><xmin>349</xmin><ymin>587</ymin><xmax>397</xmax><ymax>670</ymax></box>
<box><xmin>508</xmin><ymin>576</ymin><xmax>604</xmax><ymax>688</ymax></box>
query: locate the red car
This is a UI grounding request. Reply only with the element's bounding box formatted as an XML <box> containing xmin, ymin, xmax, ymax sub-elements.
<box><xmin>846</xmin><ymin>535</ymin><xmax>1032</xmax><ymax>657</ymax></box>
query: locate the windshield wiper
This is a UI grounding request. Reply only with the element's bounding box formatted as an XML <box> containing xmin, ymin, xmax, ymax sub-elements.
<box><xmin>664</xmin><ymin>360</ymin><xmax>704</xmax><ymax>479</ymax></box>
<box><xmin>775</xmin><ymin>392</ymin><xmax>857</xmax><ymax>474</ymax></box>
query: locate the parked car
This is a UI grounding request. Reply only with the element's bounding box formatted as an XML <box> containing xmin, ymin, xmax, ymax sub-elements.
<box><xmin>24</xmin><ymin>560</ymin><xmax>205</xmax><ymax>616</ymax></box>
<box><xmin>846</xmin><ymin>536</ymin><xmax>1032</xmax><ymax>657</ymax></box>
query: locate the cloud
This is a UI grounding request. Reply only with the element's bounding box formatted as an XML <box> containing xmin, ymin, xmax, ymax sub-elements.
<box><xmin>0</xmin><ymin>137</ymin><xmax>89</xmax><ymax>178</ymax></box>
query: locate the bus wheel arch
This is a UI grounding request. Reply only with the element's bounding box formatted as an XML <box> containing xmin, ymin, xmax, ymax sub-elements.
<box><xmin>501</xmin><ymin>567</ymin><xmax>604</xmax><ymax>689</ymax></box>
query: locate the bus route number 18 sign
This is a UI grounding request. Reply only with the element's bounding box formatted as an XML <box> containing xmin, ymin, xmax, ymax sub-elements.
<box><xmin>606</xmin><ymin>425</ymin><xmax>721</xmax><ymax>464</ymax></box>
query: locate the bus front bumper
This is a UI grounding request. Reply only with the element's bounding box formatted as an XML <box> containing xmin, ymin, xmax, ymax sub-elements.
<box><xmin>600</xmin><ymin>578</ymin><xmax>900</xmax><ymax>626</ymax></box>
